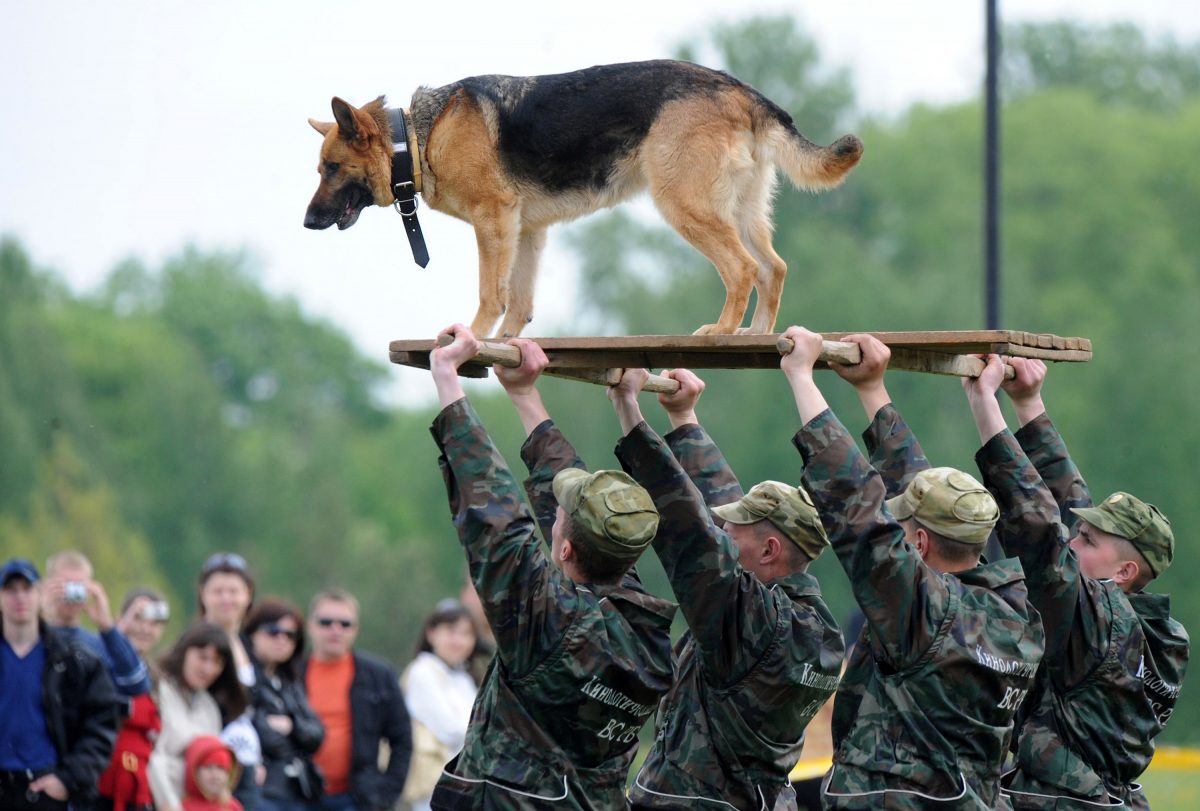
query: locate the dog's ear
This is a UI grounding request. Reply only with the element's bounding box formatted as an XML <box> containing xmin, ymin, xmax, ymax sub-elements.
<box><xmin>331</xmin><ymin>97</ymin><xmax>360</xmax><ymax>142</ymax></box>
<box><xmin>308</xmin><ymin>118</ymin><xmax>334</xmax><ymax>137</ymax></box>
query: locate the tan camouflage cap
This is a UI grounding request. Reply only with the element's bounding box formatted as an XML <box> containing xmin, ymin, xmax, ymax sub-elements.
<box><xmin>711</xmin><ymin>480</ymin><xmax>830</xmax><ymax>560</ymax></box>
<box><xmin>1071</xmin><ymin>492</ymin><xmax>1174</xmax><ymax>577</ymax></box>
<box><xmin>552</xmin><ymin>468</ymin><xmax>659</xmax><ymax>563</ymax></box>
<box><xmin>886</xmin><ymin>467</ymin><xmax>998</xmax><ymax>545</ymax></box>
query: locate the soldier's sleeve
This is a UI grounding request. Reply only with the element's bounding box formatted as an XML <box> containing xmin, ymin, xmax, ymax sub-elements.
<box><xmin>976</xmin><ymin>429</ymin><xmax>1107</xmax><ymax>681</ymax></box>
<box><xmin>663</xmin><ymin>423</ymin><xmax>745</xmax><ymax>507</ymax></box>
<box><xmin>617</xmin><ymin>421</ymin><xmax>780</xmax><ymax>686</ymax></box>
<box><xmin>431</xmin><ymin>398</ymin><xmax>573</xmax><ymax>676</ymax></box>
<box><xmin>861</xmin><ymin>403</ymin><xmax>932</xmax><ymax>497</ymax></box>
<box><xmin>1013</xmin><ymin>412</ymin><xmax>1094</xmax><ymax>532</ymax></box>
<box><xmin>796</xmin><ymin>409</ymin><xmax>951</xmax><ymax>670</ymax></box>
<box><xmin>519</xmin><ymin>418</ymin><xmax>586</xmax><ymax>545</ymax></box>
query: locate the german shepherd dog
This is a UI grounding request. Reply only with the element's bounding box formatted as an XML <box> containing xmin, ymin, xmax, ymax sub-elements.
<box><xmin>304</xmin><ymin>60</ymin><xmax>862</xmax><ymax>337</ymax></box>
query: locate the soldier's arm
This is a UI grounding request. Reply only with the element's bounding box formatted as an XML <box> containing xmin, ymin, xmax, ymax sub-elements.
<box><xmin>784</xmin><ymin>327</ymin><xmax>949</xmax><ymax>670</ymax></box>
<box><xmin>658</xmin><ymin>369</ymin><xmax>745</xmax><ymax>508</ymax></box>
<box><xmin>612</xmin><ymin>370</ymin><xmax>779</xmax><ymax>686</ymax></box>
<box><xmin>1003</xmin><ymin>359</ymin><xmax>1093</xmax><ymax>530</ymax></box>
<box><xmin>832</xmin><ymin>334</ymin><xmax>931</xmax><ymax>495</ymax></box>
<box><xmin>617</xmin><ymin>420</ymin><xmax>780</xmax><ymax>686</ymax></box>
<box><xmin>429</xmin><ymin>327</ymin><xmax>571</xmax><ymax>676</ymax></box>
<box><xmin>969</xmin><ymin>356</ymin><xmax>1106</xmax><ymax>677</ymax></box>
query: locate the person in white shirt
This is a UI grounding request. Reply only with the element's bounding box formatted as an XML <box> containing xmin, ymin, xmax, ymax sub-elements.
<box><xmin>399</xmin><ymin>600</ymin><xmax>478</xmax><ymax>811</ymax></box>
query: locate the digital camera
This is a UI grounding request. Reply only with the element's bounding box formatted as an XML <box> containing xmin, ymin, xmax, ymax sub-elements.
<box><xmin>63</xmin><ymin>580</ymin><xmax>89</xmax><ymax>604</ymax></box>
<box><xmin>140</xmin><ymin>601</ymin><xmax>170</xmax><ymax>622</ymax></box>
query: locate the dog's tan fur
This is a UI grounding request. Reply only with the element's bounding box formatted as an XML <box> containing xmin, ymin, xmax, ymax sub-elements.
<box><xmin>306</xmin><ymin>63</ymin><xmax>862</xmax><ymax>337</ymax></box>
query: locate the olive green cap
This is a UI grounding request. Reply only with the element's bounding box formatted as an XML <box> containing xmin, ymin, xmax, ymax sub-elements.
<box><xmin>552</xmin><ymin>468</ymin><xmax>659</xmax><ymax>563</ymax></box>
<box><xmin>1071</xmin><ymin>492</ymin><xmax>1174</xmax><ymax>577</ymax></box>
<box><xmin>711</xmin><ymin>480</ymin><xmax>830</xmax><ymax>560</ymax></box>
<box><xmin>886</xmin><ymin>467</ymin><xmax>998</xmax><ymax>545</ymax></box>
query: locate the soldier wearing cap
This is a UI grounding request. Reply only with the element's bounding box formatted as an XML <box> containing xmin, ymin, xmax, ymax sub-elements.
<box><xmin>607</xmin><ymin>368</ymin><xmax>844</xmax><ymax>810</ymax></box>
<box><xmin>778</xmin><ymin>326</ymin><xmax>1045</xmax><ymax>809</ymax></box>
<box><xmin>423</xmin><ymin>327</ymin><xmax>675</xmax><ymax>810</ymax></box>
<box><xmin>967</xmin><ymin>356</ymin><xmax>1188</xmax><ymax>809</ymax></box>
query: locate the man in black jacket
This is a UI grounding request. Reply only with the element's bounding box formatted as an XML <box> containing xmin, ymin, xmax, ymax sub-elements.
<box><xmin>300</xmin><ymin>588</ymin><xmax>411</xmax><ymax>811</ymax></box>
<box><xmin>0</xmin><ymin>558</ymin><xmax>122</xmax><ymax>811</ymax></box>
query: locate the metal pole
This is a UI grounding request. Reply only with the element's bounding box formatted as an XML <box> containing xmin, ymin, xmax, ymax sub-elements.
<box><xmin>984</xmin><ymin>0</ymin><xmax>1001</xmax><ymax>329</ymax></box>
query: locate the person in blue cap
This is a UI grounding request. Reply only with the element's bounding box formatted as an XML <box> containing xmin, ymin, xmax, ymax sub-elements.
<box><xmin>0</xmin><ymin>558</ymin><xmax>122</xmax><ymax>811</ymax></box>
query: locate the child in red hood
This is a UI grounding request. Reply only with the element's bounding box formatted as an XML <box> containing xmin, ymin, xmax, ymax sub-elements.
<box><xmin>182</xmin><ymin>736</ymin><xmax>243</xmax><ymax>811</ymax></box>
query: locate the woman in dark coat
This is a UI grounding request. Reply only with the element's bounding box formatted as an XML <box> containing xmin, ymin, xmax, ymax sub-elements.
<box><xmin>243</xmin><ymin>598</ymin><xmax>325</xmax><ymax>811</ymax></box>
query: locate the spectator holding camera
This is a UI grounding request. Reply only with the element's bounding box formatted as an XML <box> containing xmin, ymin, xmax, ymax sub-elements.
<box><xmin>41</xmin><ymin>551</ymin><xmax>151</xmax><ymax>698</ymax></box>
<box><xmin>97</xmin><ymin>588</ymin><xmax>172</xmax><ymax>811</ymax></box>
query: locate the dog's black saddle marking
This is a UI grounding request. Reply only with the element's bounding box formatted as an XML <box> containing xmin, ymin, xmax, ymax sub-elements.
<box><xmin>459</xmin><ymin>60</ymin><xmax>750</xmax><ymax>193</ymax></box>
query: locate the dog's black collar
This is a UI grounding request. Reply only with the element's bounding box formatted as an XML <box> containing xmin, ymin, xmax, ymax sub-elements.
<box><xmin>388</xmin><ymin>107</ymin><xmax>429</xmax><ymax>268</ymax></box>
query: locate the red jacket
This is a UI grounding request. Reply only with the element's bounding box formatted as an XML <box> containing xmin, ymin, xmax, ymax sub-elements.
<box><xmin>98</xmin><ymin>693</ymin><xmax>161</xmax><ymax>811</ymax></box>
<box><xmin>181</xmin><ymin>736</ymin><xmax>244</xmax><ymax>811</ymax></box>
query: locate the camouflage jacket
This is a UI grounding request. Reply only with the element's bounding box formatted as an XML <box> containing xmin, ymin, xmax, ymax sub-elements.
<box><xmin>978</xmin><ymin>415</ymin><xmax>1190</xmax><ymax>809</ymax></box>
<box><xmin>616</xmin><ymin>422</ymin><xmax>844</xmax><ymax>811</ymax></box>
<box><xmin>428</xmin><ymin>402</ymin><xmax>676</xmax><ymax>810</ymax></box>
<box><xmin>832</xmin><ymin>404</ymin><xmax>932</xmax><ymax>750</ymax></box>
<box><xmin>796</xmin><ymin>410</ymin><xmax>1044</xmax><ymax>810</ymax></box>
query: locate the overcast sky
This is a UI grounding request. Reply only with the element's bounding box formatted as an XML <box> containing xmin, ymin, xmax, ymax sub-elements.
<box><xmin>3</xmin><ymin>0</ymin><xmax>1195</xmax><ymax>403</ymax></box>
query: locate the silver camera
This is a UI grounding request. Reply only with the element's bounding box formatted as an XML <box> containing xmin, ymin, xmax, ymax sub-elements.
<box><xmin>63</xmin><ymin>581</ymin><xmax>89</xmax><ymax>604</ymax></box>
<box><xmin>139</xmin><ymin>601</ymin><xmax>170</xmax><ymax>622</ymax></box>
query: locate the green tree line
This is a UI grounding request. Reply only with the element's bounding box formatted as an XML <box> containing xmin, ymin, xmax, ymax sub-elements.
<box><xmin>1</xmin><ymin>17</ymin><xmax>1198</xmax><ymax>742</ymax></box>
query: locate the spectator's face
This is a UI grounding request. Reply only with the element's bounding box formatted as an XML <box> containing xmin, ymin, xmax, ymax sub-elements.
<box><xmin>182</xmin><ymin>643</ymin><xmax>226</xmax><ymax>692</ymax></box>
<box><xmin>251</xmin><ymin>615</ymin><xmax>299</xmax><ymax>666</ymax></box>
<box><xmin>194</xmin><ymin>764</ymin><xmax>230</xmax><ymax>800</ymax></box>
<box><xmin>118</xmin><ymin>597</ymin><xmax>168</xmax><ymax>655</ymax></box>
<box><xmin>308</xmin><ymin>598</ymin><xmax>359</xmax><ymax>660</ymax></box>
<box><xmin>427</xmin><ymin>616</ymin><xmax>476</xmax><ymax>668</ymax></box>
<box><xmin>42</xmin><ymin>562</ymin><xmax>91</xmax><ymax>626</ymax></box>
<box><xmin>0</xmin><ymin>578</ymin><xmax>40</xmax><ymax>624</ymax></box>
<box><xmin>199</xmin><ymin>572</ymin><xmax>252</xmax><ymax>630</ymax></box>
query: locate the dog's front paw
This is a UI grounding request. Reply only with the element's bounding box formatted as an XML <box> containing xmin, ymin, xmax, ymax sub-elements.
<box><xmin>693</xmin><ymin>323</ymin><xmax>742</xmax><ymax>336</ymax></box>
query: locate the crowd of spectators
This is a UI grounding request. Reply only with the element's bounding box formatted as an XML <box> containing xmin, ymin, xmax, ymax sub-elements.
<box><xmin>0</xmin><ymin>552</ymin><xmax>487</xmax><ymax>811</ymax></box>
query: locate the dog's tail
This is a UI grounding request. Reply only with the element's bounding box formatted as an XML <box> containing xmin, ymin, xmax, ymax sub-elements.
<box><xmin>759</xmin><ymin>107</ymin><xmax>863</xmax><ymax>192</ymax></box>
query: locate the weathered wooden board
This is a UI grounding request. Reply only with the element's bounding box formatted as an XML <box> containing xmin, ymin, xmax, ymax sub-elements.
<box><xmin>389</xmin><ymin>330</ymin><xmax>1091</xmax><ymax>381</ymax></box>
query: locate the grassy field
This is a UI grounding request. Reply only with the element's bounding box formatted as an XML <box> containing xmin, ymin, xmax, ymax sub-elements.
<box><xmin>1141</xmin><ymin>766</ymin><xmax>1200</xmax><ymax>809</ymax></box>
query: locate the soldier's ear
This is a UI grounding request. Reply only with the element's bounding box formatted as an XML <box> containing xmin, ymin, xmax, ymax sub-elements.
<box><xmin>1114</xmin><ymin>558</ymin><xmax>1140</xmax><ymax>587</ymax></box>
<box><xmin>911</xmin><ymin>526</ymin><xmax>930</xmax><ymax>560</ymax></box>
<box><xmin>761</xmin><ymin>535</ymin><xmax>784</xmax><ymax>565</ymax></box>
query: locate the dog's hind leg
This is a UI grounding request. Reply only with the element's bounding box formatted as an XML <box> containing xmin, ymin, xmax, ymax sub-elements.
<box><xmin>468</xmin><ymin>203</ymin><xmax>521</xmax><ymax>338</ymax></box>
<box><xmin>739</xmin><ymin>172</ymin><xmax>788</xmax><ymax>334</ymax></box>
<box><xmin>656</xmin><ymin>200</ymin><xmax>759</xmax><ymax>335</ymax></box>
<box><xmin>496</xmin><ymin>227</ymin><xmax>547</xmax><ymax>338</ymax></box>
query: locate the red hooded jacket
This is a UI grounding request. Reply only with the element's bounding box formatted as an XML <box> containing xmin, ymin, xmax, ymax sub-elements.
<box><xmin>98</xmin><ymin>693</ymin><xmax>161</xmax><ymax>811</ymax></box>
<box><xmin>181</xmin><ymin>736</ymin><xmax>244</xmax><ymax>811</ymax></box>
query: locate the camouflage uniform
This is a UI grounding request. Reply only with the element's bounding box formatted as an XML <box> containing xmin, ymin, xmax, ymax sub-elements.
<box><xmin>796</xmin><ymin>409</ymin><xmax>1044</xmax><ymax>809</ymax></box>
<box><xmin>977</xmin><ymin>414</ymin><xmax>1190</xmax><ymax>809</ymax></box>
<box><xmin>428</xmin><ymin>400</ymin><xmax>676</xmax><ymax>810</ymax></box>
<box><xmin>611</xmin><ymin>422</ymin><xmax>843</xmax><ymax>810</ymax></box>
<box><xmin>832</xmin><ymin>404</ymin><xmax>932</xmax><ymax>747</ymax></box>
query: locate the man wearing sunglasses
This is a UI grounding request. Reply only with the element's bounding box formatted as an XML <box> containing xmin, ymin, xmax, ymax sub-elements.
<box><xmin>300</xmin><ymin>589</ymin><xmax>411</xmax><ymax>811</ymax></box>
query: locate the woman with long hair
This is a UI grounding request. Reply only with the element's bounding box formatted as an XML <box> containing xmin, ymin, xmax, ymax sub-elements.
<box><xmin>148</xmin><ymin>623</ymin><xmax>248</xmax><ymax>811</ymax></box>
<box><xmin>243</xmin><ymin>599</ymin><xmax>325</xmax><ymax>811</ymax></box>
<box><xmin>400</xmin><ymin>600</ymin><xmax>478</xmax><ymax>811</ymax></box>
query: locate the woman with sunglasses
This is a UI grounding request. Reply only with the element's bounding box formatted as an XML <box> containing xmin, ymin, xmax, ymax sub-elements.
<box><xmin>244</xmin><ymin>599</ymin><xmax>326</xmax><ymax>811</ymax></box>
<box><xmin>196</xmin><ymin>553</ymin><xmax>262</xmax><ymax>811</ymax></box>
<box><xmin>148</xmin><ymin>623</ymin><xmax>249</xmax><ymax>811</ymax></box>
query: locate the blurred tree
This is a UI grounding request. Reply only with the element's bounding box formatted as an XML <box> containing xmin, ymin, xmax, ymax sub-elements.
<box><xmin>1003</xmin><ymin>20</ymin><xmax>1200</xmax><ymax>111</ymax></box>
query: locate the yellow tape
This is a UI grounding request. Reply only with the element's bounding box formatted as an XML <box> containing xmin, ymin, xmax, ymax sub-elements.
<box><xmin>789</xmin><ymin>758</ymin><xmax>833</xmax><ymax>781</ymax></box>
<box><xmin>1150</xmin><ymin>746</ymin><xmax>1200</xmax><ymax>771</ymax></box>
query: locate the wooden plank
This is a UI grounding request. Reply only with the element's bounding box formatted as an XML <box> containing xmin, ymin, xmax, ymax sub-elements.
<box><xmin>389</xmin><ymin>331</ymin><xmax>1092</xmax><ymax>380</ymax></box>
